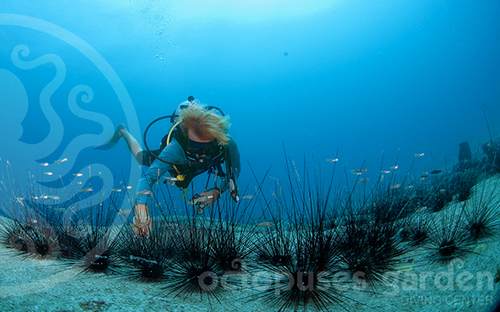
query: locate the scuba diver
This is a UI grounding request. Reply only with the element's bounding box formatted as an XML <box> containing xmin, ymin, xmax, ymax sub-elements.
<box><xmin>99</xmin><ymin>97</ymin><xmax>240</xmax><ymax>235</ymax></box>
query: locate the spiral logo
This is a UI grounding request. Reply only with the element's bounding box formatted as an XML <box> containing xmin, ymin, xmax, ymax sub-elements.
<box><xmin>0</xmin><ymin>14</ymin><xmax>141</xmax><ymax>297</ymax></box>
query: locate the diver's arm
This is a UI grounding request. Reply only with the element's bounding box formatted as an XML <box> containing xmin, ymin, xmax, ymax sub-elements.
<box><xmin>133</xmin><ymin>140</ymin><xmax>187</xmax><ymax>234</ymax></box>
<box><xmin>135</xmin><ymin>139</ymin><xmax>187</xmax><ymax>204</ymax></box>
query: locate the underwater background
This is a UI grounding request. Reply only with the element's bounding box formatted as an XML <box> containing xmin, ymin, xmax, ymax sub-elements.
<box><xmin>0</xmin><ymin>1</ymin><xmax>500</xmax><ymax>311</ymax></box>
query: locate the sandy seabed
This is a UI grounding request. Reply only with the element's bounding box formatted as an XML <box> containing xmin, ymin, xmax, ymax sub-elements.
<box><xmin>0</xmin><ymin>177</ymin><xmax>499</xmax><ymax>312</ymax></box>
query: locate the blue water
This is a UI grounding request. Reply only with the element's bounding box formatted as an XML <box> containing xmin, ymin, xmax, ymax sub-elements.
<box><xmin>1</xmin><ymin>2</ymin><xmax>500</xmax><ymax>312</ymax></box>
<box><xmin>1</xmin><ymin>0</ymin><xmax>500</xmax><ymax>196</ymax></box>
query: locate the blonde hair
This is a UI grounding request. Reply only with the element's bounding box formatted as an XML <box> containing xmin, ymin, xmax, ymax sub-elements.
<box><xmin>178</xmin><ymin>104</ymin><xmax>231</xmax><ymax>145</ymax></box>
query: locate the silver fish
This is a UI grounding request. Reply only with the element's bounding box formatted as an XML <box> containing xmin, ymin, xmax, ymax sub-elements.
<box><xmin>390</xmin><ymin>184</ymin><xmax>401</xmax><ymax>190</ymax></box>
<box><xmin>256</xmin><ymin>221</ymin><xmax>274</xmax><ymax>228</ymax></box>
<box><xmin>325</xmin><ymin>158</ymin><xmax>340</xmax><ymax>164</ymax></box>
<box><xmin>352</xmin><ymin>168</ymin><xmax>368</xmax><ymax>176</ymax></box>
<box><xmin>55</xmin><ymin>158</ymin><xmax>69</xmax><ymax>164</ymax></box>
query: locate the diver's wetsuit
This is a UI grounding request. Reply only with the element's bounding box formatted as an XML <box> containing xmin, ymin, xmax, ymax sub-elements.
<box><xmin>135</xmin><ymin>133</ymin><xmax>240</xmax><ymax>205</ymax></box>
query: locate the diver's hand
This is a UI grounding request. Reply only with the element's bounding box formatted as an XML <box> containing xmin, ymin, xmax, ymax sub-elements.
<box><xmin>192</xmin><ymin>188</ymin><xmax>220</xmax><ymax>212</ymax></box>
<box><xmin>132</xmin><ymin>204</ymin><xmax>151</xmax><ymax>236</ymax></box>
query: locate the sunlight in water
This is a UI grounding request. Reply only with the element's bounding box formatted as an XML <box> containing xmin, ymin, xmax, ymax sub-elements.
<box><xmin>140</xmin><ymin>0</ymin><xmax>342</xmax><ymax>22</ymax></box>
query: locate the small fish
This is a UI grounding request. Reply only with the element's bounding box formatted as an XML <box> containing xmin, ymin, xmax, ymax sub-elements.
<box><xmin>112</xmin><ymin>188</ymin><xmax>122</xmax><ymax>193</ymax></box>
<box><xmin>43</xmin><ymin>172</ymin><xmax>54</xmax><ymax>176</ymax></box>
<box><xmin>55</xmin><ymin>158</ymin><xmax>68</xmax><ymax>164</ymax></box>
<box><xmin>414</xmin><ymin>153</ymin><xmax>425</xmax><ymax>158</ymax></box>
<box><xmin>47</xmin><ymin>195</ymin><xmax>60</xmax><ymax>201</ymax></box>
<box><xmin>430</xmin><ymin>169</ymin><xmax>443</xmax><ymax>175</ymax></box>
<box><xmin>126</xmin><ymin>185</ymin><xmax>133</xmax><ymax>190</ymax></box>
<box><xmin>137</xmin><ymin>190</ymin><xmax>153</xmax><ymax>196</ymax></box>
<box><xmin>256</xmin><ymin>222</ymin><xmax>274</xmax><ymax>228</ymax></box>
<box><xmin>242</xmin><ymin>195</ymin><xmax>254</xmax><ymax>200</ymax></box>
<box><xmin>40</xmin><ymin>162</ymin><xmax>50</xmax><ymax>167</ymax></box>
<box><xmin>73</xmin><ymin>173</ymin><xmax>84</xmax><ymax>177</ymax></box>
<box><xmin>390</xmin><ymin>165</ymin><xmax>400</xmax><ymax>171</ymax></box>
<box><xmin>351</xmin><ymin>168</ymin><xmax>368</xmax><ymax>176</ymax></box>
<box><xmin>390</xmin><ymin>184</ymin><xmax>401</xmax><ymax>190</ymax></box>
<box><xmin>325</xmin><ymin>158</ymin><xmax>340</xmax><ymax>164</ymax></box>
<box><xmin>77</xmin><ymin>181</ymin><xmax>83</xmax><ymax>185</ymax></box>
<box><xmin>80</xmin><ymin>188</ymin><xmax>94</xmax><ymax>193</ymax></box>
<box><xmin>381</xmin><ymin>169</ymin><xmax>391</xmax><ymax>175</ymax></box>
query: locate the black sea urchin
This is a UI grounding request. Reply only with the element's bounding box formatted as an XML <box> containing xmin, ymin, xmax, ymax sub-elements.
<box><xmin>164</xmin><ymin>212</ymin><xmax>224</xmax><ymax>301</ymax></box>
<box><xmin>209</xmin><ymin>197</ymin><xmax>258</xmax><ymax>274</ymax></box>
<box><xmin>117</xmin><ymin>218</ymin><xmax>174</xmax><ymax>282</ymax></box>
<box><xmin>337</xmin><ymin>196</ymin><xmax>409</xmax><ymax>288</ymax></box>
<box><xmin>252</xmin><ymin>162</ymin><xmax>352</xmax><ymax>312</ymax></box>
<box><xmin>56</xmin><ymin>202</ymin><xmax>122</xmax><ymax>274</ymax></box>
<box><xmin>463</xmin><ymin>182</ymin><xmax>499</xmax><ymax>242</ymax></box>
<box><xmin>427</xmin><ymin>207</ymin><xmax>475</xmax><ymax>264</ymax></box>
<box><xmin>0</xmin><ymin>199</ymin><xmax>60</xmax><ymax>258</ymax></box>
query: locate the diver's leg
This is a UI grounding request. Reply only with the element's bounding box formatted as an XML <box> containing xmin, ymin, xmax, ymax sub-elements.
<box><xmin>213</xmin><ymin>138</ymin><xmax>241</xmax><ymax>201</ymax></box>
<box><xmin>95</xmin><ymin>125</ymin><xmax>126</xmax><ymax>150</ymax></box>
<box><xmin>96</xmin><ymin>125</ymin><xmax>149</xmax><ymax>165</ymax></box>
<box><xmin>119</xmin><ymin>127</ymin><xmax>145</xmax><ymax>163</ymax></box>
<box><xmin>226</xmin><ymin>138</ymin><xmax>241</xmax><ymax>179</ymax></box>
